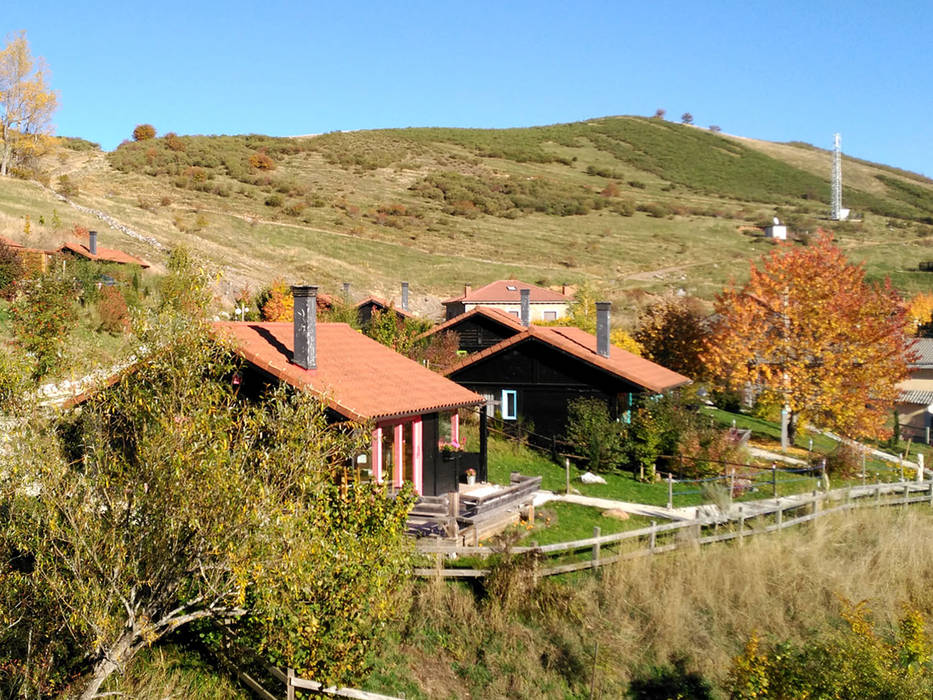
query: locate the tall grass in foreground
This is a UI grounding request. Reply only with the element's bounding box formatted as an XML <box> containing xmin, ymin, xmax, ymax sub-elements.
<box><xmin>382</xmin><ymin>509</ymin><xmax>933</xmax><ymax>698</ymax></box>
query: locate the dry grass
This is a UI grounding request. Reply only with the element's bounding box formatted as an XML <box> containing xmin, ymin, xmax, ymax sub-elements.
<box><xmin>381</xmin><ymin>508</ymin><xmax>933</xmax><ymax>698</ymax></box>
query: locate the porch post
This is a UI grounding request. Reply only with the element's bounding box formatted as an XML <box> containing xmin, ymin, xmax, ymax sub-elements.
<box><xmin>451</xmin><ymin>411</ymin><xmax>460</xmax><ymax>446</ymax></box>
<box><xmin>371</xmin><ymin>426</ymin><xmax>383</xmax><ymax>484</ymax></box>
<box><xmin>412</xmin><ymin>416</ymin><xmax>423</xmax><ymax>495</ymax></box>
<box><xmin>393</xmin><ymin>423</ymin><xmax>404</xmax><ymax>488</ymax></box>
<box><xmin>479</xmin><ymin>409</ymin><xmax>488</xmax><ymax>483</ymax></box>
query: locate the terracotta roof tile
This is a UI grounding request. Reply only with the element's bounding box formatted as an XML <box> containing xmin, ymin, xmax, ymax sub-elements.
<box><xmin>445</xmin><ymin>325</ymin><xmax>691</xmax><ymax>393</ymax></box>
<box><xmin>58</xmin><ymin>241</ymin><xmax>150</xmax><ymax>268</ymax></box>
<box><xmin>418</xmin><ymin>305</ymin><xmax>527</xmax><ymax>341</ymax></box>
<box><xmin>213</xmin><ymin>322</ymin><xmax>482</xmax><ymax>421</ymax></box>
<box><xmin>443</xmin><ymin>279</ymin><xmax>571</xmax><ymax>305</ymax></box>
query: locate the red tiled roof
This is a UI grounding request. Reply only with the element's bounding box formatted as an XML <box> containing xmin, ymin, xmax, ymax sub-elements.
<box><xmin>355</xmin><ymin>296</ymin><xmax>418</xmax><ymax>320</ymax></box>
<box><xmin>443</xmin><ymin>279</ymin><xmax>571</xmax><ymax>305</ymax></box>
<box><xmin>445</xmin><ymin>325</ymin><xmax>691</xmax><ymax>393</ymax></box>
<box><xmin>213</xmin><ymin>322</ymin><xmax>482</xmax><ymax>422</ymax></box>
<box><xmin>0</xmin><ymin>235</ymin><xmax>23</xmax><ymax>248</ymax></box>
<box><xmin>418</xmin><ymin>305</ymin><xmax>527</xmax><ymax>341</ymax></box>
<box><xmin>57</xmin><ymin>241</ymin><xmax>150</xmax><ymax>268</ymax></box>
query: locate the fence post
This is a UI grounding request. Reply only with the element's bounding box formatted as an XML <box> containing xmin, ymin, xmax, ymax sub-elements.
<box><xmin>929</xmin><ymin>479</ymin><xmax>933</xmax><ymax>508</ymax></box>
<box><xmin>667</xmin><ymin>473</ymin><xmax>673</xmax><ymax>510</ymax></box>
<box><xmin>287</xmin><ymin>668</ymin><xmax>295</xmax><ymax>700</ymax></box>
<box><xmin>565</xmin><ymin>457</ymin><xmax>571</xmax><ymax>496</ymax></box>
<box><xmin>918</xmin><ymin>454</ymin><xmax>925</xmax><ymax>483</ymax></box>
<box><xmin>738</xmin><ymin>506</ymin><xmax>745</xmax><ymax>545</ymax></box>
<box><xmin>771</xmin><ymin>464</ymin><xmax>777</xmax><ymax>498</ymax></box>
<box><xmin>876</xmin><ymin>476</ymin><xmax>881</xmax><ymax>509</ymax></box>
<box><xmin>776</xmin><ymin>501</ymin><xmax>783</xmax><ymax>529</ymax></box>
<box><xmin>730</xmin><ymin>468</ymin><xmax>735</xmax><ymax>502</ymax></box>
<box><xmin>649</xmin><ymin>520</ymin><xmax>657</xmax><ymax>552</ymax></box>
<box><xmin>904</xmin><ymin>482</ymin><xmax>910</xmax><ymax>510</ymax></box>
<box><xmin>592</xmin><ymin>526</ymin><xmax>601</xmax><ymax>569</ymax></box>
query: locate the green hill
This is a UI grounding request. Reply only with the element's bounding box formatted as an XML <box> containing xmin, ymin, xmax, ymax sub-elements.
<box><xmin>3</xmin><ymin>116</ymin><xmax>933</xmax><ymax>319</ymax></box>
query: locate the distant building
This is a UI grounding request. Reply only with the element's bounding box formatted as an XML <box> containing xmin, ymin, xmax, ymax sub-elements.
<box><xmin>57</xmin><ymin>231</ymin><xmax>150</xmax><ymax>268</ymax></box>
<box><xmin>765</xmin><ymin>219</ymin><xmax>788</xmax><ymax>240</ymax></box>
<box><xmin>896</xmin><ymin>338</ymin><xmax>933</xmax><ymax>443</ymax></box>
<box><xmin>442</xmin><ymin>279</ymin><xmax>572</xmax><ymax>322</ymax></box>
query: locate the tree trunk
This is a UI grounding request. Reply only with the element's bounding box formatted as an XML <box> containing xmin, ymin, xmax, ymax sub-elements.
<box><xmin>76</xmin><ymin>628</ymin><xmax>137</xmax><ymax>700</ymax></box>
<box><xmin>787</xmin><ymin>411</ymin><xmax>799</xmax><ymax>446</ymax></box>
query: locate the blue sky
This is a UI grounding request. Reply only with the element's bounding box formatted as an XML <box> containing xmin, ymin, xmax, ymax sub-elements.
<box><xmin>7</xmin><ymin>1</ymin><xmax>933</xmax><ymax>175</ymax></box>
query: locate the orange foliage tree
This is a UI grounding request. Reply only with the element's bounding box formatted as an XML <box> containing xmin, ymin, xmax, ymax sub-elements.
<box><xmin>634</xmin><ymin>295</ymin><xmax>708</xmax><ymax>378</ymax></box>
<box><xmin>259</xmin><ymin>281</ymin><xmax>294</xmax><ymax>321</ymax></box>
<box><xmin>705</xmin><ymin>232</ymin><xmax>913</xmax><ymax>442</ymax></box>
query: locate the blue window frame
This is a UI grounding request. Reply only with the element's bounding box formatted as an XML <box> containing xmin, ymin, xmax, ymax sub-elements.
<box><xmin>501</xmin><ymin>389</ymin><xmax>517</xmax><ymax>420</ymax></box>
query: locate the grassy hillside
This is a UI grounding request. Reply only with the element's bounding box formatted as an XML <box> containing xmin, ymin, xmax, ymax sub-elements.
<box><xmin>3</xmin><ymin>116</ymin><xmax>933</xmax><ymax>322</ymax></box>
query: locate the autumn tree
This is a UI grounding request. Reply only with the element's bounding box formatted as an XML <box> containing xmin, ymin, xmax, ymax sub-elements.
<box><xmin>0</xmin><ymin>320</ymin><xmax>414</xmax><ymax>696</ymax></box>
<box><xmin>705</xmin><ymin>232</ymin><xmax>912</xmax><ymax>445</ymax></box>
<box><xmin>634</xmin><ymin>295</ymin><xmax>708</xmax><ymax>378</ymax></box>
<box><xmin>0</xmin><ymin>31</ymin><xmax>58</xmax><ymax>177</ymax></box>
<box><xmin>681</xmin><ymin>112</ymin><xmax>694</xmax><ymax>125</ymax></box>
<box><xmin>906</xmin><ymin>291</ymin><xmax>933</xmax><ymax>336</ymax></box>
<box><xmin>131</xmin><ymin>123</ymin><xmax>156</xmax><ymax>141</ymax></box>
<box><xmin>542</xmin><ymin>282</ymin><xmax>642</xmax><ymax>355</ymax></box>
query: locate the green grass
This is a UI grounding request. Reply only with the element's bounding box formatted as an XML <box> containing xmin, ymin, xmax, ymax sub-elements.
<box><xmin>527</xmin><ymin>502</ymin><xmax>650</xmax><ymax>546</ymax></box>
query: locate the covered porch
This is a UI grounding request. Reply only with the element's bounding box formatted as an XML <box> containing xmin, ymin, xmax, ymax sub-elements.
<box><xmin>368</xmin><ymin>408</ymin><xmax>488</xmax><ymax>497</ymax></box>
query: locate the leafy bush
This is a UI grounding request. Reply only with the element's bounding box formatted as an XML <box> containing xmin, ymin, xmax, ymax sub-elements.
<box><xmin>0</xmin><ymin>244</ymin><xmax>26</xmax><ymax>299</ymax></box>
<box><xmin>565</xmin><ymin>397</ymin><xmax>625</xmax><ymax>473</ymax></box>
<box><xmin>728</xmin><ymin>601</ymin><xmax>933</xmax><ymax>699</ymax></box>
<box><xmin>56</xmin><ymin>174</ymin><xmax>78</xmax><ymax>197</ymax></box>
<box><xmin>97</xmin><ymin>286</ymin><xmax>129</xmax><ymax>334</ymax></box>
<box><xmin>9</xmin><ymin>273</ymin><xmax>78</xmax><ymax>379</ymax></box>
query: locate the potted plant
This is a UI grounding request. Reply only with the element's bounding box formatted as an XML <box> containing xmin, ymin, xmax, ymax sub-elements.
<box><xmin>440</xmin><ymin>439</ymin><xmax>462</xmax><ymax>461</ymax></box>
<box><xmin>465</xmin><ymin>467</ymin><xmax>477</xmax><ymax>485</ymax></box>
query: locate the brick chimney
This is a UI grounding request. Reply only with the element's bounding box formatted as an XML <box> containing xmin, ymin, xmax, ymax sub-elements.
<box><xmin>464</xmin><ymin>284</ymin><xmax>472</xmax><ymax>297</ymax></box>
<box><xmin>401</xmin><ymin>281</ymin><xmax>409</xmax><ymax>311</ymax></box>
<box><xmin>520</xmin><ymin>289</ymin><xmax>531</xmax><ymax>327</ymax></box>
<box><xmin>291</xmin><ymin>285</ymin><xmax>318</xmax><ymax>370</ymax></box>
<box><xmin>596</xmin><ymin>302</ymin><xmax>611</xmax><ymax>358</ymax></box>
<box><xmin>89</xmin><ymin>230</ymin><xmax>98</xmax><ymax>256</ymax></box>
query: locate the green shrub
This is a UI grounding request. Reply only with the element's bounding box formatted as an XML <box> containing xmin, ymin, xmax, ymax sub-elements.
<box><xmin>627</xmin><ymin>655</ymin><xmax>714</xmax><ymax>699</ymax></box>
<box><xmin>9</xmin><ymin>273</ymin><xmax>78</xmax><ymax>379</ymax></box>
<box><xmin>565</xmin><ymin>397</ymin><xmax>625</xmax><ymax>473</ymax></box>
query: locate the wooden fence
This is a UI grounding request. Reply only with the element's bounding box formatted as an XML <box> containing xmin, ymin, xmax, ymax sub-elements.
<box><xmin>414</xmin><ymin>479</ymin><xmax>933</xmax><ymax>579</ymax></box>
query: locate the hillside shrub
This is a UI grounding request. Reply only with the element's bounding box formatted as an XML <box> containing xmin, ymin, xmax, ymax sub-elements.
<box><xmin>56</xmin><ymin>174</ymin><xmax>78</xmax><ymax>197</ymax></box>
<box><xmin>97</xmin><ymin>285</ymin><xmax>130</xmax><ymax>334</ymax></box>
<box><xmin>249</xmin><ymin>152</ymin><xmax>276</xmax><ymax>171</ymax></box>
<box><xmin>132</xmin><ymin>124</ymin><xmax>156</xmax><ymax>141</ymax></box>
<box><xmin>0</xmin><ymin>244</ymin><xmax>26</xmax><ymax>299</ymax></box>
<box><xmin>637</xmin><ymin>202</ymin><xmax>672</xmax><ymax>218</ymax></box>
<box><xmin>728</xmin><ymin>601</ymin><xmax>933</xmax><ymax>699</ymax></box>
<box><xmin>628</xmin><ymin>656</ymin><xmax>714</xmax><ymax>700</ymax></box>
<box><xmin>9</xmin><ymin>274</ymin><xmax>78</xmax><ymax>379</ymax></box>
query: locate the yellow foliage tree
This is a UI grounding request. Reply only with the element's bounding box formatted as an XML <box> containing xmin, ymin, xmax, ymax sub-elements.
<box><xmin>906</xmin><ymin>292</ymin><xmax>933</xmax><ymax>336</ymax></box>
<box><xmin>259</xmin><ymin>280</ymin><xmax>294</xmax><ymax>321</ymax></box>
<box><xmin>0</xmin><ymin>31</ymin><xmax>58</xmax><ymax>177</ymax></box>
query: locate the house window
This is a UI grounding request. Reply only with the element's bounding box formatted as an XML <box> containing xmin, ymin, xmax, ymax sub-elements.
<box><xmin>501</xmin><ymin>389</ymin><xmax>517</xmax><ymax>420</ymax></box>
<box><xmin>543</xmin><ymin>311</ymin><xmax>557</xmax><ymax>321</ymax></box>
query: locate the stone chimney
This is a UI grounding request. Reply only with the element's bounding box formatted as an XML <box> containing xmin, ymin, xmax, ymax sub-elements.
<box><xmin>520</xmin><ymin>289</ymin><xmax>531</xmax><ymax>327</ymax></box>
<box><xmin>596</xmin><ymin>302</ymin><xmax>611</xmax><ymax>358</ymax></box>
<box><xmin>291</xmin><ymin>285</ymin><xmax>318</xmax><ymax>370</ymax></box>
<box><xmin>561</xmin><ymin>283</ymin><xmax>569</xmax><ymax>296</ymax></box>
<box><xmin>89</xmin><ymin>230</ymin><xmax>98</xmax><ymax>256</ymax></box>
<box><xmin>401</xmin><ymin>281</ymin><xmax>409</xmax><ymax>311</ymax></box>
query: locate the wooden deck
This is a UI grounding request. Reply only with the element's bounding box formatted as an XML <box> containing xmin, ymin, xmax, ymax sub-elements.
<box><xmin>408</xmin><ymin>472</ymin><xmax>542</xmax><ymax>543</ymax></box>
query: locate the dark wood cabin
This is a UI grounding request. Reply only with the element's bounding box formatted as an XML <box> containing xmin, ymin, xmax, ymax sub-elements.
<box><xmin>446</xmin><ymin>325</ymin><xmax>689</xmax><ymax>440</ymax></box>
<box><xmin>418</xmin><ymin>306</ymin><xmax>527</xmax><ymax>355</ymax></box>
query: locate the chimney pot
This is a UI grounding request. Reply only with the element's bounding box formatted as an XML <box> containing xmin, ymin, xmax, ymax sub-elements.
<box><xmin>291</xmin><ymin>285</ymin><xmax>318</xmax><ymax>370</ymax></box>
<box><xmin>89</xmin><ymin>230</ymin><xmax>98</xmax><ymax>256</ymax></box>
<box><xmin>520</xmin><ymin>289</ymin><xmax>531</xmax><ymax>327</ymax></box>
<box><xmin>596</xmin><ymin>302</ymin><xmax>611</xmax><ymax>358</ymax></box>
<box><xmin>401</xmin><ymin>281</ymin><xmax>409</xmax><ymax>311</ymax></box>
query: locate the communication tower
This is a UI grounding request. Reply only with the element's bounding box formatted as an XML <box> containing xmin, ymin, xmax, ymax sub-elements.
<box><xmin>831</xmin><ymin>133</ymin><xmax>844</xmax><ymax>220</ymax></box>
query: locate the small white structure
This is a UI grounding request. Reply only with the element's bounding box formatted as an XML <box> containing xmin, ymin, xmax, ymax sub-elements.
<box><xmin>765</xmin><ymin>217</ymin><xmax>788</xmax><ymax>240</ymax></box>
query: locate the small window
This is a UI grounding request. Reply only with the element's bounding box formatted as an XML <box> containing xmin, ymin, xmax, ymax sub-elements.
<box><xmin>506</xmin><ymin>285</ymin><xmax>517</xmax><ymax>291</ymax></box>
<box><xmin>501</xmin><ymin>390</ymin><xmax>517</xmax><ymax>420</ymax></box>
<box><xmin>543</xmin><ymin>311</ymin><xmax>557</xmax><ymax>321</ymax></box>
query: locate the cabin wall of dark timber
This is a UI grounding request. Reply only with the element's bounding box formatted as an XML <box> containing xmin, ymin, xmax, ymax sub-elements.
<box><xmin>444</xmin><ymin>315</ymin><xmax>522</xmax><ymax>354</ymax></box>
<box><xmin>443</xmin><ymin>301</ymin><xmax>466</xmax><ymax>320</ymax></box>
<box><xmin>356</xmin><ymin>300</ymin><xmax>386</xmax><ymax>327</ymax></box>
<box><xmin>448</xmin><ymin>340</ymin><xmax>645</xmax><ymax>439</ymax></box>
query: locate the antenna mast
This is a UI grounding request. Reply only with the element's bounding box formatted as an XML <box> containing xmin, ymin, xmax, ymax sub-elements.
<box><xmin>831</xmin><ymin>133</ymin><xmax>842</xmax><ymax>220</ymax></box>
